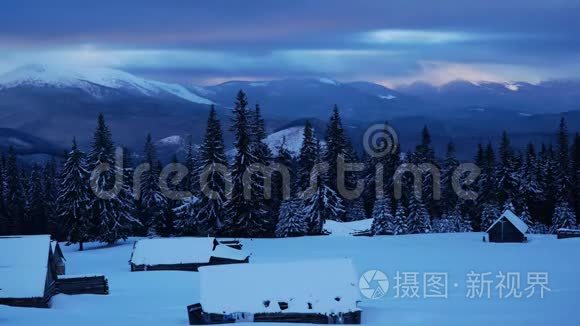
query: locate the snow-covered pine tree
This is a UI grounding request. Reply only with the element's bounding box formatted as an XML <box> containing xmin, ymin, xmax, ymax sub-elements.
<box><xmin>480</xmin><ymin>202</ymin><xmax>500</xmax><ymax>231</ymax></box>
<box><xmin>519</xmin><ymin>203</ymin><xmax>532</xmax><ymax>226</ymax></box>
<box><xmin>248</xmin><ymin>104</ymin><xmax>276</xmax><ymax>235</ymax></box>
<box><xmin>275</xmin><ymin>199</ymin><xmax>308</xmax><ymax>237</ymax></box>
<box><xmin>226</xmin><ymin>91</ymin><xmax>269</xmax><ymax>237</ymax></box>
<box><xmin>86</xmin><ymin>113</ymin><xmax>138</xmax><ymax>244</ymax></box>
<box><xmin>393</xmin><ymin>201</ymin><xmax>408</xmax><ymax>234</ymax></box>
<box><xmin>297</xmin><ymin>120</ymin><xmax>318</xmax><ymax>192</ymax></box>
<box><xmin>173</xmin><ymin>196</ymin><xmax>200</xmax><ymax>235</ymax></box>
<box><xmin>496</xmin><ymin>131</ymin><xmax>519</xmax><ymax>207</ymax></box>
<box><xmin>538</xmin><ymin>144</ymin><xmax>558</xmax><ymax>225</ymax></box>
<box><xmin>184</xmin><ymin>135</ymin><xmax>200</xmax><ymax>196</ymax></box>
<box><xmin>502</xmin><ymin>200</ymin><xmax>516</xmax><ymax>214</ymax></box>
<box><xmin>556</xmin><ymin>118</ymin><xmax>572</xmax><ymax>201</ymax></box>
<box><xmin>138</xmin><ymin>134</ymin><xmax>168</xmax><ymax>236</ymax></box>
<box><xmin>441</xmin><ymin>141</ymin><xmax>459</xmax><ymax>215</ymax></box>
<box><xmin>406</xmin><ymin>195</ymin><xmax>431</xmax><ymax>234</ymax></box>
<box><xmin>551</xmin><ymin>201</ymin><xmax>576</xmax><ymax>233</ymax></box>
<box><xmin>346</xmin><ymin>197</ymin><xmax>367</xmax><ymax>221</ymax></box>
<box><xmin>272</xmin><ymin>136</ymin><xmax>294</xmax><ymax>217</ymax></box>
<box><xmin>57</xmin><ymin>139</ymin><xmax>92</xmax><ymax>251</ymax></box>
<box><xmin>371</xmin><ymin>196</ymin><xmax>398</xmax><ymax>235</ymax></box>
<box><xmin>302</xmin><ymin>140</ymin><xmax>344</xmax><ymax>234</ymax></box>
<box><xmin>324</xmin><ymin>106</ymin><xmax>353</xmax><ymax>220</ymax></box>
<box><xmin>43</xmin><ymin>159</ymin><xmax>60</xmax><ymax>239</ymax></box>
<box><xmin>23</xmin><ymin>165</ymin><xmax>47</xmax><ymax>235</ymax></box>
<box><xmin>191</xmin><ymin>105</ymin><xmax>228</xmax><ymax>235</ymax></box>
<box><xmin>3</xmin><ymin>147</ymin><xmax>25</xmax><ymax>235</ymax></box>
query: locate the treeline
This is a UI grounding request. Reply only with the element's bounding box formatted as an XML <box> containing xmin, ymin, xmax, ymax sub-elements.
<box><xmin>0</xmin><ymin>90</ymin><xmax>578</xmax><ymax>247</ymax></box>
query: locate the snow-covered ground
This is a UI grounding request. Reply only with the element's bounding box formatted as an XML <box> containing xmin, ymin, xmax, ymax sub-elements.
<box><xmin>1</xmin><ymin>233</ymin><xmax>579</xmax><ymax>325</ymax></box>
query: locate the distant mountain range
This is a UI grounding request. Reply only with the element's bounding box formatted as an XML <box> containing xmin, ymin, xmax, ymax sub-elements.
<box><xmin>0</xmin><ymin>64</ymin><xmax>579</xmax><ymax>159</ymax></box>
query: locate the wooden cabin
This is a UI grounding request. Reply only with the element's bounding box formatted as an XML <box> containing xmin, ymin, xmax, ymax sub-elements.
<box><xmin>486</xmin><ymin>210</ymin><xmax>528</xmax><ymax>243</ymax></box>
<box><xmin>188</xmin><ymin>259</ymin><xmax>362</xmax><ymax>325</ymax></box>
<box><xmin>556</xmin><ymin>228</ymin><xmax>580</xmax><ymax>239</ymax></box>
<box><xmin>129</xmin><ymin>237</ymin><xmax>249</xmax><ymax>272</ymax></box>
<box><xmin>50</xmin><ymin>241</ymin><xmax>66</xmax><ymax>275</ymax></box>
<box><xmin>0</xmin><ymin>235</ymin><xmax>58</xmax><ymax>308</ymax></box>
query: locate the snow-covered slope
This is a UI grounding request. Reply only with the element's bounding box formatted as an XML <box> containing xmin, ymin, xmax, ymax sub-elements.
<box><xmin>264</xmin><ymin>126</ymin><xmax>307</xmax><ymax>157</ymax></box>
<box><xmin>0</xmin><ymin>64</ymin><xmax>213</xmax><ymax>105</ymax></box>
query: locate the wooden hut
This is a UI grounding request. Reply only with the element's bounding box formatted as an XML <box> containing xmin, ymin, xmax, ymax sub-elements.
<box><xmin>486</xmin><ymin>209</ymin><xmax>528</xmax><ymax>243</ymax></box>
<box><xmin>129</xmin><ymin>237</ymin><xmax>249</xmax><ymax>272</ymax></box>
<box><xmin>188</xmin><ymin>259</ymin><xmax>362</xmax><ymax>325</ymax></box>
<box><xmin>556</xmin><ymin>228</ymin><xmax>580</xmax><ymax>239</ymax></box>
<box><xmin>0</xmin><ymin>235</ymin><xmax>58</xmax><ymax>308</ymax></box>
<box><xmin>50</xmin><ymin>241</ymin><xmax>66</xmax><ymax>275</ymax></box>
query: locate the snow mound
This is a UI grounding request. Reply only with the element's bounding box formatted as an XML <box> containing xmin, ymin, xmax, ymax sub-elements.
<box><xmin>0</xmin><ymin>235</ymin><xmax>51</xmax><ymax>299</ymax></box>
<box><xmin>324</xmin><ymin>219</ymin><xmax>373</xmax><ymax>236</ymax></box>
<box><xmin>0</xmin><ymin>64</ymin><xmax>213</xmax><ymax>105</ymax></box>
<box><xmin>199</xmin><ymin>259</ymin><xmax>360</xmax><ymax>314</ymax></box>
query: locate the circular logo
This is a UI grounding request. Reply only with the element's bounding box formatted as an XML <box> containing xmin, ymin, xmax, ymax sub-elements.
<box><xmin>363</xmin><ymin>124</ymin><xmax>398</xmax><ymax>158</ymax></box>
<box><xmin>359</xmin><ymin>270</ymin><xmax>389</xmax><ymax>299</ymax></box>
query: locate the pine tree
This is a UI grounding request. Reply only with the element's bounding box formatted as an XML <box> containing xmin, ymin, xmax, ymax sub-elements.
<box><xmin>324</xmin><ymin>106</ymin><xmax>354</xmax><ymax>220</ymax></box>
<box><xmin>43</xmin><ymin>159</ymin><xmax>60</xmax><ymax>239</ymax></box>
<box><xmin>275</xmin><ymin>199</ymin><xmax>307</xmax><ymax>237</ymax></box>
<box><xmin>23</xmin><ymin>165</ymin><xmax>47</xmax><ymax>235</ymax></box>
<box><xmin>138</xmin><ymin>134</ymin><xmax>168</xmax><ymax>236</ymax></box>
<box><xmin>519</xmin><ymin>203</ymin><xmax>532</xmax><ymax>226</ymax></box>
<box><xmin>551</xmin><ymin>201</ymin><xmax>576</xmax><ymax>233</ymax></box>
<box><xmin>453</xmin><ymin>202</ymin><xmax>474</xmax><ymax>232</ymax></box>
<box><xmin>57</xmin><ymin>139</ymin><xmax>92</xmax><ymax>251</ymax></box>
<box><xmin>272</xmin><ymin>136</ymin><xmax>294</xmax><ymax>217</ymax></box>
<box><xmin>297</xmin><ymin>120</ymin><xmax>318</xmax><ymax>192</ymax></box>
<box><xmin>441</xmin><ymin>142</ymin><xmax>459</xmax><ymax>214</ymax></box>
<box><xmin>191</xmin><ymin>106</ymin><xmax>228</xmax><ymax>235</ymax></box>
<box><xmin>393</xmin><ymin>201</ymin><xmax>408</xmax><ymax>234</ymax></box>
<box><xmin>3</xmin><ymin>147</ymin><xmax>25</xmax><ymax>234</ymax></box>
<box><xmin>480</xmin><ymin>202</ymin><xmax>500</xmax><ymax>231</ymax></box>
<box><xmin>302</xmin><ymin>141</ymin><xmax>344</xmax><ymax>234</ymax></box>
<box><xmin>538</xmin><ymin>144</ymin><xmax>558</xmax><ymax>225</ymax></box>
<box><xmin>86</xmin><ymin>113</ymin><xmax>137</xmax><ymax>244</ymax></box>
<box><xmin>408</xmin><ymin>126</ymin><xmax>439</xmax><ymax>218</ymax></box>
<box><xmin>371</xmin><ymin>196</ymin><xmax>397</xmax><ymax>235</ymax></box>
<box><xmin>184</xmin><ymin>135</ymin><xmax>200</xmax><ymax>196</ymax></box>
<box><xmin>346</xmin><ymin>197</ymin><xmax>367</xmax><ymax>221</ymax></box>
<box><xmin>496</xmin><ymin>131</ymin><xmax>518</xmax><ymax>207</ymax></box>
<box><xmin>249</xmin><ymin>104</ymin><xmax>276</xmax><ymax>234</ymax></box>
<box><xmin>406</xmin><ymin>195</ymin><xmax>431</xmax><ymax>234</ymax></box>
<box><xmin>556</xmin><ymin>118</ymin><xmax>572</xmax><ymax>200</ymax></box>
<box><xmin>226</xmin><ymin>91</ymin><xmax>270</xmax><ymax>237</ymax></box>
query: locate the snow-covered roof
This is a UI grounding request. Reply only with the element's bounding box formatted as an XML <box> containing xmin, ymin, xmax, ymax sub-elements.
<box><xmin>486</xmin><ymin>209</ymin><xmax>529</xmax><ymax>234</ymax></box>
<box><xmin>0</xmin><ymin>235</ymin><xmax>51</xmax><ymax>299</ymax></box>
<box><xmin>199</xmin><ymin>259</ymin><xmax>360</xmax><ymax>314</ymax></box>
<box><xmin>130</xmin><ymin>237</ymin><xmax>248</xmax><ymax>266</ymax></box>
<box><xmin>324</xmin><ymin>219</ymin><xmax>373</xmax><ymax>236</ymax></box>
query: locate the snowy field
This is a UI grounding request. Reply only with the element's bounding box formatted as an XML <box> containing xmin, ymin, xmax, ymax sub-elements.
<box><xmin>1</xmin><ymin>233</ymin><xmax>579</xmax><ymax>325</ymax></box>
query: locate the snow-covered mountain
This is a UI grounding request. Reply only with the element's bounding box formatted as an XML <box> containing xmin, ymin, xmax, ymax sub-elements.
<box><xmin>0</xmin><ymin>64</ymin><xmax>213</xmax><ymax>105</ymax></box>
<box><xmin>195</xmin><ymin>78</ymin><xmax>426</xmax><ymax>120</ymax></box>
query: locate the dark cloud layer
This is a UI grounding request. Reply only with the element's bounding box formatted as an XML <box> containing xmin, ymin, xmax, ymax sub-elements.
<box><xmin>1</xmin><ymin>0</ymin><xmax>579</xmax><ymax>85</ymax></box>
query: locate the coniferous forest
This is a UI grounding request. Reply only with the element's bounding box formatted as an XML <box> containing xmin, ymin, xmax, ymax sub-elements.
<box><xmin>0</xmin><ymin>90</ymin><xmax>579</xmax><ymax>248</ymax></box>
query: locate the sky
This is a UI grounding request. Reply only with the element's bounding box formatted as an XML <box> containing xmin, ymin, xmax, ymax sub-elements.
<box><xmin>0</xmin><ymin>0</ymin><xmax>579</xmax><ymax>87</ymax></box>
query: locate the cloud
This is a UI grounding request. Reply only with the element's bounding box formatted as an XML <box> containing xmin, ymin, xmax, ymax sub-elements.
<box><xmin>357</xmin><ymin>30</ymin><xmax>491</xmax><ymax>44</ymax></box>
